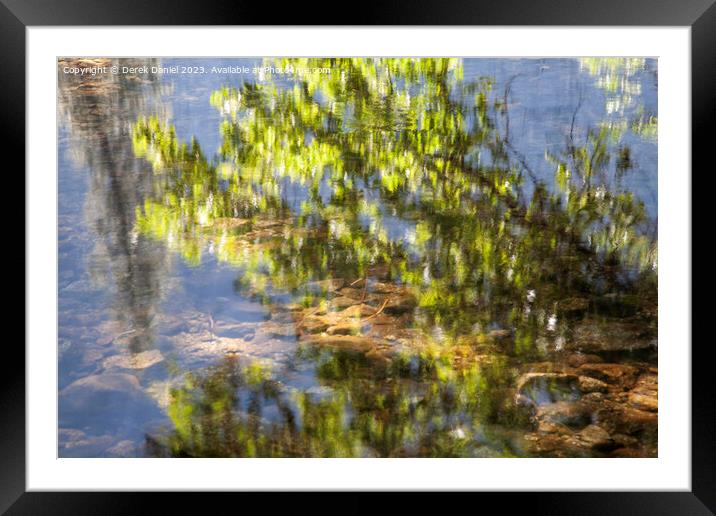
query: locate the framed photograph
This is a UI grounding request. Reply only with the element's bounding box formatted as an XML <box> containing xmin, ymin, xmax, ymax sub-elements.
<box><xmin>6</xmin><ymin>0</ymin><xmax>711</xmax><ymax>511</ymax></box>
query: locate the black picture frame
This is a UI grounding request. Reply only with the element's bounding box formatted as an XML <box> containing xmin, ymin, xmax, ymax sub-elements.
<box><xmin>4</xmin><ymin>0</ymin><xmax>711</xmax><ymax>512</ymax></box>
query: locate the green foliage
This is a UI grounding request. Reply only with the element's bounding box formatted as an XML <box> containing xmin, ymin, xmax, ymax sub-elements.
<box><xmin>163</xmin><ymin>347</ymin><xmax>520</xmax><ymax>458</ymax></box>
<box><xmin>132</xmin><ymin>59</ymin><xmax>657</xmax><ymax>457</ymax></box>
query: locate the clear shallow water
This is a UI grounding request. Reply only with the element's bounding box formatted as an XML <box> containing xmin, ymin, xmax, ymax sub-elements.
<box><xmin>58</xmin><ymin>57</ymin><xmax>657</xmax><ymax>458</ymax></box>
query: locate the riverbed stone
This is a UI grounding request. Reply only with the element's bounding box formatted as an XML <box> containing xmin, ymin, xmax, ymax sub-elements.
<box><xmin>593</xmin><ymin>401</ymin><xmax>657</xmax><ymax>436</ymax></box>
<box><xmin>382</xmin><ymin>294</ymin><xmax>417</xmax><ymax>315</ymax></box>
<box><xmin>105</xmin><ymin>439</ymin><xmax>139</xmax><ymax>457</ymax></box>
<box><xmin>537</xmin><ymin>420</ymin><xmax>571</xmax><ymax>435</ymax></box>
<box><xmin>339</xmin><ymin>287</ymin><xmax>382</xmax><ymax>303</ymax></box>
<box><xmin>301</xmin><ymin>334</ymin><xmax>382</xmax><ymax>354</ymax></box>
<box><xmin>566</xmin><ymin>319</ymin><xmax>653</xmax><ymax>352</ymax></box>
<box><xmin>577</xmin><ymin>424</ymin><xmax>614</xmax><ymax>450</ymax></box>
<box><xmin>337</xmin><ymin>304</ymin><xmax>375</xmax><ymax>318</ymax></box>
<box><xmin>298</xmin><ymin>318</ymin><xmax>330</xmax><ymax>335</ymax></box>
<box><xmin>515</xmin><ymin>372</ymin><xmax>579</xmax><ymax>406</ymax></box>
<box><xmin>627</xmin><ymin>375</ymin><xmax>658</xmax><ymax>412</ymax></box>
<box><xmin>59</xmin><ymin>428</ymin><xmax>116</xmax><ymax>457</ymax></box>
<box><xmin>326</xmin><ymin>322</ymin><xmax>361</xmax><ymax>336</ymax></box>
<box><xmin>102</xmin><ymin>349</ymin><xmax>164</xmax><ymax>370</ymax></box>
<box><xmin>628</xmin><ymin>392</ymin><xmax>658</xmax><ymax>412</ymax></box>
<box><xmin>566</xmin><ymin>353</ymin><xmax>603</xmax><ymax>367</ymax></box>
<box><xmin>578</xmin><ymin>375</ymin><xmax>608</xmax><ymax>393</ymax></box>
<box><xmin>259</xmin><ymin>321</ymin><xmax>297</xmax><ymax>338</ymax></box>
<box><xmin>577</xmin><ymin>363</ymin><xmax>639</xmax><ymax>389</ymax></box>
<box><xmin>558</xmin><ymin>297</ymin><xmax>590</xmax><ymax>314</ymax></box>
<box><xmin>536</xmin><ymin>401</ymin><xmax>592</xmax><ymax>429</ymax></box>
<box><xmin>305</xmin><ymin>278</ymin><xmax>344</xmax><ymax>293</ymax></box>
<box><xmin>329</xmin><ymin>296</ymin><xmax>361</xmax><ymax>310</ymax></box>
<box><xmin>60</xmin><ymin>373</ymin><xmax>160</xmax><ymax>428</ymax></box>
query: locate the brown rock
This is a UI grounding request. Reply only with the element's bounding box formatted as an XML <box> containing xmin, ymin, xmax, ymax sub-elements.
<box><xmin>370</xmin><ymin>281</ymin><xmax>402</xmax><ymax>294</ymax></box>
<box><xmin>582</xmin><ymin>392</ymin><xmax>606</xmax><ymax>402</ymax></box>
<box><xmin>594</xmin><ymin>403</ymin><xmax>657</xmax><ymax>435</ymax></box>
<box><xmin>299</xmin><ymin>318</ymin><xmax>330</xmax><ymax>335</ymax></box>
<box><xmin>339</xmin><ymin>287</ymin><xmax>364</xmax><ymax>299</ymax></box>
<box><xmin>382</xmin><ymin>294</ymin><xmax>417</xmax><ymax>315</ymax></box>
<box><xmin>578</xmin><ymin>363</ymin><xmax>639</xmax><ymax>389</ymax></box>
<box><xmin>301</xmin><ymin>335</ymin><xmax>380</xmax><ymax>354</ymax></box>
<box><xmin>567</xmin><ymin>319</ymin><xmax>653</xmax><ymax>352</ymax></box>
<box><xmin>339</xmin><ymin>288</ymin><xmax>382</xmax><ymax>303</ymax></box>
<box><xmin>612</xmin><ymin>433</ymin><xmax>639</xmax><ymax>447</ymax></box>
<box><xmin>577</xmin><ymin>424</ymin><xmax>614</xmax><ymax>450</ymax></box>
<box><xmin>339</xmin><ymin>304</ymin><xmax>377</xmax><ymax>318</ymax></box>
<box><xmin>536</xmin><ymin>401</ymin><xmax>593</xmax><ymax>429</ymax></box>
<box><xmin>578</xmin><ymin>376</ymin><xmax>609</xmax><ymax>393</ymax></box>
<box><xmin>329</xmin><ymin>296</ymin><xmax>360</xmax><ymax>310</ymax></box>
<box><xmin>522</xmin><ymin>433</ymin><xmax>566</xmax><ymax>455</ymax></box>
<box><xmin>611</xmin><ymin>447</ymin><xmax>649</xmax><ymax>458</ymax></box>
<box><xmin>326</xmin><ymin>322</ymin><xmax>361</xmax><ymax>336</ymax></box>
<box><xmin>628</xmin><ymin>392</ymin><xmax>658</xmax><ymax>412</ymax></box>
<box><xmin>537</xmin><ymin>420</ymin><xmax>571</xmax><ymax>435</ymax></box>
<box><xmin>566</xmin><ymin>353</ymin><xmax>603</xmax><ymax>367</ymax></box>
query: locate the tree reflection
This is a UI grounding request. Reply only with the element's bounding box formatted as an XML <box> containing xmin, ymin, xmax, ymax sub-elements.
<box><xmin>132</xmin><ymin>58</ymin><xmax>656</xmax><ymax>342</ymax></box>
<box><xmin>153</xmin><ymin>349</ymin><xmax>524</xmax><ymax>458</ymax></box>
<box><xmin>58</xmin><ymin>58</ymin><xmax>170</xmax><ymax>353</ymax></box>
<box><xmin>127</xmin><ymin>58</ymin><xmax>657</xmax><ymax>457</ymax></box>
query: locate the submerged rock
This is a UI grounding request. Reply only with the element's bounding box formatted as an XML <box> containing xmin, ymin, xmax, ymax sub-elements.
<box><xmin>594</xmin><ymin>402</ymin><xmax>658</xmax><ymax>436</ymax></box>
<box><xmin>576</xmin><ymin>424</ymin><xmax>614</xmax><ymax>450</ymax></box>
<box><xmin>105</xmin><ymin>439</ymin><xmax>139</xmax><ymax>458</ymax></box>
<box><xmin>58</xmin><ymin>428</ymin><xmax>116</xmax><ymax>457</ymax></box>
<box><xmin>536</xmin><ymin>401</ymin><xmax>593</xmax><ymax>429</ymax></box>
<box><xmin>339</xmin><ymin>287</ymin><xmax>382</xmax><ymax>303</ymax></box>
<box><xmin>305</xmin><ymin>278</ymin><xmax>344</xmax><ymax>293</ymax></box>
<box><xmin>329</xmin><ymin>296</ymin><xmax>361</xmax><ymax>310</ymax></box>
<box><xmin>558</xmin><ymin>297</ymin><xmax>590</xmax><ymax>314</ymax></box>
<box><xmin>102</xmin><ymin>349</ymin><xmax>164</xmax><ymax>370</ymax></box>
<box><xmin>298</xmin><ymin>317</ymin><xmax>330</xmax><ymax>335</ymax></box>
<box><xmin>60</xmin><ymin>373</ymin><xmax>161</xmax><ymax>427</ymax></box>
<box><xmin>326</xmin><ymin>322</ymin><xmax>362</xmax><ymax>336</ymax></box>
<box><xmin>577</xmin><ymin>375</ymin><xmax>608</xmax><ymax>393</ymax></box>
<box><xmin>335</xmin><ymin>304</ymin><xmax>375</xmax><ymax>319</ymax></box>
<box><xmin>382</xmin><ymin>294</ymin><xmax>417</xmax><ymax>315</ymax></box>
<box><xmin>577</xmin><ymin>363</ymin><xmax>639</xmax><ymax>389</ymax></box>
<box><xmin>627</xmin><ymin>373</ymin><xmax>658</xmax><ymax>412</ymax></box>
<box><xmin>628</xmin><ymin>392</ymin><xmax>658</xmax><ymax>412</ymax></box>
<box><xmin>258</xmin><ymin>322</ymin><xmax>297</xmax><ymax>338</ymax></box>
<box><xmin>515</xmin><ymin>372</ymin><xmax>580</xmax><ymax>406</ymax></box>
<box><xmin>567</xmin><ymin>319</ymin><xmax>654</xmax><ymax>352</ymax></box>
<box><xmin>301</xmin><ymin>334</ymin><xmax>383</xmax><ymax>354</ymax></box>
<box><xmin>566</xmin><ymin>353</ymin><xmax>603</xmax><ymax>367</ymax></box>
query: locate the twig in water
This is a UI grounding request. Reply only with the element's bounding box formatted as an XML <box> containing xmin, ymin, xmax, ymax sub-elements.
<box><xmin>360</xmin><ymin>276</ymin><xmax>369</xmax><ymax>303</ymax></box>
<box><xmin>363</xmin><ymin>297</ymin><xmax>391</xmax><ymax>321</ymax></box>
<box><xmin>299</xmin><ymin>304</ymin><xmax>323</xmax><ymax>322</ymax></box>
<box><xmin>113</xmin><ymin>328</ymin><xmax>136</xmax><ymax>342</ymax></box>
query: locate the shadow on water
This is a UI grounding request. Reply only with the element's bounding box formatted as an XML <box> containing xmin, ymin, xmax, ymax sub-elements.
<box><xmin>58</xmin><ymin>57</ymin><xmax>658</xmax><ymax>457</ymax></box>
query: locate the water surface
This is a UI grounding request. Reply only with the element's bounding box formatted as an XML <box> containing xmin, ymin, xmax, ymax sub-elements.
<box><xmin>58</xmin><ymin>57</ymin><xmax>658</xmax><ymax>458</ymax></box>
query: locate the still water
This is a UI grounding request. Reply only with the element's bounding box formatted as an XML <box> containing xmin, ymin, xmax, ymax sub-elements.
<box><xmin>58</xmin><ymin>58</ymin><xmax>658</xmax><ymax>458</ymax></box>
